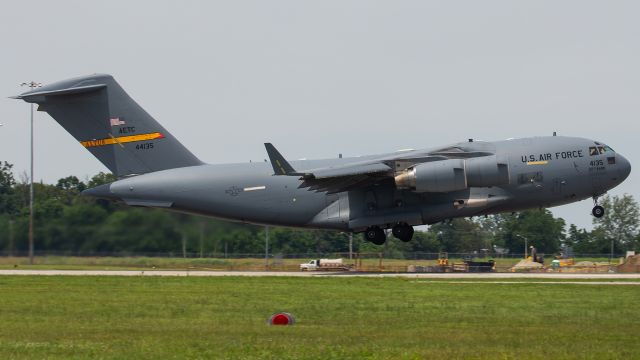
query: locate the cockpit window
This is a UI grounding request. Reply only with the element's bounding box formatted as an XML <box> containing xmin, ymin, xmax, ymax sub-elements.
<box><xmin>589</xmin><ymin>144</ymin><xmax>615</xmax><ymax>156</ymax></box>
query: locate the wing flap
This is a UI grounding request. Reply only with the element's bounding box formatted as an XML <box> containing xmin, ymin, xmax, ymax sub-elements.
<box><xmin>310</xmin><ymin>163</ymin><xmax>392</xmax><ymax>179</ymax></box>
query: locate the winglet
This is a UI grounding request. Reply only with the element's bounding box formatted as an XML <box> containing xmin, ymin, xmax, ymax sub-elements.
<box><xmin>264</xmin><ymin>143</ymin><xmax>299</xmax><ymax>176</ymax></box>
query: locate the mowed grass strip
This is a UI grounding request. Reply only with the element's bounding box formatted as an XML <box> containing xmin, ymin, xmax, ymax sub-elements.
<box><xmin>0</xmin><ymin>277</ymin><xmax>637</xmax><ymax>359</ymax></box>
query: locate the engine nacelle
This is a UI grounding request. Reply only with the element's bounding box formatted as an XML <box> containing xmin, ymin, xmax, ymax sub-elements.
<box><xmin>395</xmin><ymin>157</ymin><xmax>510</xmax><ymax>193</ymax></box>
<box><xmin>395</xmin><ymin>159</ymin><xmax>467</xmax><ymax>192</ymax></box>
<box><xmin>465</xmin><ymin>156</ymin><xmax>510</xmax><ymax>187</ymax></box>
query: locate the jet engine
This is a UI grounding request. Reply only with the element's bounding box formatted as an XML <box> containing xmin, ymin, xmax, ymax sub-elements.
<box><xmin>395</xmin><ymin>159</ymin><xmax>467</xmax><ymax>192</ymax></box>
<box><xmin>465</xmin><ymin>156</ymin><xmax>510</xmax><ymax>187</ymax></box>
<box><xmin>394</xmin><ymin>156</ymin><xmax>509</xmax><ymax>193</ymax></box>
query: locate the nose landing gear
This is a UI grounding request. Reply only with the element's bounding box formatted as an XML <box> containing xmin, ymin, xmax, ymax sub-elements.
<box><xmin>592</xmin><ymin>205</ymin><xmax>605</xmax><ymax>218</ymax></box>
<box><xmin>592</xmin><ymin>196</ymin><xmax>605</xmax><ymax>218</ymax></box>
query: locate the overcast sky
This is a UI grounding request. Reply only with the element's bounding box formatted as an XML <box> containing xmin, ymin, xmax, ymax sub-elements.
<box><xmin>1</xmin><ymin>1</ymin><xmax>638</xmax><ymax>230</ymax></box>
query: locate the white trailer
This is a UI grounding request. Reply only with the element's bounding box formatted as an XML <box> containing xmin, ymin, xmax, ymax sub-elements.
<box><xmin>299</xmin><ymin>258</ymin><xmax>353</xmax><ymax>271</ymax></box>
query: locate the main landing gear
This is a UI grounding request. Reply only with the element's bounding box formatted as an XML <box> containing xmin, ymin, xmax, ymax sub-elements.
<box><xmin>364</xmin><ymin>226</ymin><xmax>386</xmax><ymax>245</ymax></box>
<box><xmin>592</xmin><ymin>196</ymin><xmax>605</xmax><ymax>218</ymax></box>
<box><xmin>364</xmin><ymin>223</ymin><xmax>415</xmax><ymax>245</ymax></box>
<box><xmin>392</xmin><ymin>222</ymin><xmax>414</xmax><ymax>242</ymax></box>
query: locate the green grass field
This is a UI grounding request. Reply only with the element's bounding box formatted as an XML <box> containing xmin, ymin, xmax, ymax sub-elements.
<box><xmin>0</xmin><ymin>276</ymin><xmax>638</xmax><ymax>359</ymax></box>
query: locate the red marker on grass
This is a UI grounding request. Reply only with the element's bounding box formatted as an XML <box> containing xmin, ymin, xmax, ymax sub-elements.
<box><xmin>269</xmin><ymin>312</ymin><xmax>295</xmax><ymax>326</ymax></box>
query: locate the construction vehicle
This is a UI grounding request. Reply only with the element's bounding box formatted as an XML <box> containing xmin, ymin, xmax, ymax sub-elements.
<box><xmin>551</xmin><ymin>257</ymin><xmax>575</xmax><ymax>269</ymax></box>
<box><xmin>437</xmin><ymin>252</ymin><xmax>449</xmax><ymax>266</ymax></box>
<box><xmin>464</xmin><ymin>259</ymin><xmax>496</xmax><ymax>272</ymax></box>
<box><xmin>299</xmin><ymin>258</ymin><xmax>353</xmax><ymax>271</ymax></box>
<box><xmin>436</xmin><ymin>252</ymin><xmax>451</xmax><ymax>272</ymax></box>
<box><xmin>436</xmin><ymin>252</ymin><xmax>496</xmax><ymax>273</ymax></box>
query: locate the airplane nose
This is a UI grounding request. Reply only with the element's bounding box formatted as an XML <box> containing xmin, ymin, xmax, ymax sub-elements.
<box><xmin>617</xmin><ymin>154</ymin><xmax>631</xmax><ymax>181</ymax></box>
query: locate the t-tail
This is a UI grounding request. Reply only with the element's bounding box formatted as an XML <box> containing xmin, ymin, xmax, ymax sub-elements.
<box><xmin>13</xmin><ymin>74</ymin><xmax>203</xmax><ymax>177</ymax></box>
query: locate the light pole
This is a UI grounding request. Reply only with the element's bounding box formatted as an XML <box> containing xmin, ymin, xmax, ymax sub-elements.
<box><xmin>516</xmin><ymin>234</ymin><xmax>528</xmax><ymax>259</ymax></box>
<box><xmin>20</xmin><ymin>81</ymin><xmax>41</xmax><ymax>265</ymax></box>
<box><xmin>610</xmin><ymin>238</ymin><xmax>614</xmax><ymax>264</ymax></box>
<box><xmin>8</xmin><ymin>219</ymin><xmax>14</xmax><ymax>257</ymax></box>
<box><xmin>265</xmin><ymin>226</ymin><xmax>269</xmax><ymax>268</ymax></box>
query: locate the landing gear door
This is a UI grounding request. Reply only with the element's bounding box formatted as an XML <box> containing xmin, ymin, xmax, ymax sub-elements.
<box><xmin>326</xmin><ymin>193</ymin><xmax>349</xmax><ymax>223</ymax></box>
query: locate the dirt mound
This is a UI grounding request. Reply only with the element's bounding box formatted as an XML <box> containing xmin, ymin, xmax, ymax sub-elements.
<box><xmin>618</xmin><ymin>255</ymin><xmax>640</xmax><ymax>273</ymax></box>
<box><xmin>511</xmin><ymin>259</ymin><xmax>544</xmax><ymax>272</ymax></box>
<box><xmin>574</xmin><ymin>261</ymin><xmax>596</xmax><ymax>267</ymax></box>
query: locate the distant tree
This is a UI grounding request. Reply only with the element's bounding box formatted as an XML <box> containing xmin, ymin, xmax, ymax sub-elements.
<box><xmin>0</xmin><ymin>161</ymin><xmax>15</xmax><ymax>193</ymax></box>
<box><xmin>592</xmin><ymin>194</ymin><xmax>640</xmax><ymax>252</ymax></box>
<box><xmin>0</xmin><ymin>161</ymin><xmax>18</xmax><ymax>214</ymax></box>
<box><xmin>87</xmin><ymin>172</ymin><xmax>117</xmax><ymax>188</ymax></box>
<box><xmin>474</xmin><ymin>214</ymin><xmax>508</xmax><ymax>249</ymax></box>
<box><xmin>92</xmin><ymin>209</ymin><xmax>181</xmax><ymax>253</ymax></box>
<box><xmin>566</xmin><ymin>224</ymin><xmax>588</xmax><ymax>251</ymax></box>
<box><xmin>61</xmin><ymin>201</ymin><xmax>109</xmax><ymax>250</ymax></box>
<box><xmin>428</xmin><ymin>219</ymin><xmax>485</xmax><ymax>253</ymax></box>
<box><xmin>566</xmin><ymin>224</ymin><xmax>609</xmax><ymax>255</ymax></box>
<box><xmin>408</xmin><ymin>230</ymin><xmax>441</xmax><ymax>253</ymax></box>
<box><xmin>55</xmin><ymin>176</ymin><xmax>87</xmax><ymax>205</ymax></box>
<box><xmin>218</xmin><ymin>227</ymin><xmax>261</xmax><ymax>254</ymax></box>
<box><xmin>56</xmin><ymin>176</ymin><xmax>86</xmax><ymax>192</ymax></box>
<box><xmin>501</xmin><ymin>210</ymin><xmax>565</xmax><ymax>255</ymax></box>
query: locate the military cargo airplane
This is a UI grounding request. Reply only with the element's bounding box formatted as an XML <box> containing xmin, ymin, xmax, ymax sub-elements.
<box><xmin>14</xmin><ymin>74</ymin><xmax>631</xmax><ymax>244</ymax></box>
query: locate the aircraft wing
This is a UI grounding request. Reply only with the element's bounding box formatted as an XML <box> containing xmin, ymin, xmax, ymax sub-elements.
<box><xmin>264</xmin><ymin>143</ymin><xmax>494</xmax><ymax>193</ymax></box>
<box><xmin>297</xmin><ymin>162</ymin><xmax>394</xmax><ymax>194</ymax></box>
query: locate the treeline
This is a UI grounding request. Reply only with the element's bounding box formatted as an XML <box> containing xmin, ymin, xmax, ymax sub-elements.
<box><xmin>0</xmin><ymin>161</ymin><xmax>638</xmax><ymax>256</ymax></box>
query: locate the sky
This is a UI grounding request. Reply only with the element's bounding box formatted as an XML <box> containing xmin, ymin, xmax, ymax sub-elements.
<box><xmin>0</xmin><ymin>1</ymin><xmax>638</xmax><ymax>230</ymax></box>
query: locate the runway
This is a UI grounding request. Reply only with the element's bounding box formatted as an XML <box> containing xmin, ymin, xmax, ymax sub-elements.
<box><xmin>0</xmin><ymin>269</ymin><xmax>639</xmax><ymax>279</ymax></box>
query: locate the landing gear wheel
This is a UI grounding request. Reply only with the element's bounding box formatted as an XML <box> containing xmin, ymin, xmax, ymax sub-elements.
<box><xmin>364</xmin><ymin>226</ymin><xmax>386</xmax><ymax>245</ymax></box>
<box><xmin>392</xmin><ymin>223</ymin><xmax>414</xmax><ymax>242</ymax></box>
<box><xmin>592</xmin><ymin>205</ymin><xmax>605</xmax><ymax>218</ymax></box>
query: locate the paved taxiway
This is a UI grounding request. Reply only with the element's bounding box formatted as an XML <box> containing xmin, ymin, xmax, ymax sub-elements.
<box><xmin>0</xmin><ymin>270</ymin><xmax>639</xmax><ymax>280</ymax></box>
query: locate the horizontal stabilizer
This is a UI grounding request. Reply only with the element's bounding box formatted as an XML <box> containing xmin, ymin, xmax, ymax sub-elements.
<box><xmin>12</xmin><ymin>84</ymin><xmax>106</xmax><ymax>100</ymax></box>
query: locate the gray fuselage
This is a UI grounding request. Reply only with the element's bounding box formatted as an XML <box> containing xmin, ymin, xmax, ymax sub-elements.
<box><xmin>94</xmin><ymin>136</ymin><xmax>631</xmax><ymax>232</ymax></box>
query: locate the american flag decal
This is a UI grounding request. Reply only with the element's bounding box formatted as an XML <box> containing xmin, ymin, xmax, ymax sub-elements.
<box><xmin>109</xmin><ymin>117</ymin><xmax>125</xmax><ymax>126</ymax></box>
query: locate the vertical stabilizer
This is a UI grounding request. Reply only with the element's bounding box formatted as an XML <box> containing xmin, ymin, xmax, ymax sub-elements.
<box><xmin>14</xmin><ymin>74</ymin><xmax>203</xmax><ymax>177</ymax></box>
